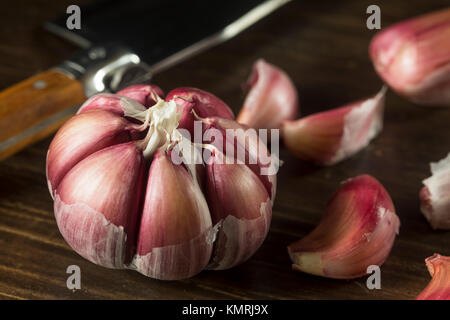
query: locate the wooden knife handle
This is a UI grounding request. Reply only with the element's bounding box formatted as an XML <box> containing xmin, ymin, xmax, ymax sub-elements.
<box><xmin>0</xmin><ymin>70</ymin><xmax>86</xmax><ymax>161</ymax></box>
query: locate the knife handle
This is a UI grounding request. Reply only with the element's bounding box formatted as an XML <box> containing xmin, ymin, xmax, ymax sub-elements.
<box><xmin>0</xmin><ymin>70</ymin><xmax>86</xmax><ymax>161</ymax></box>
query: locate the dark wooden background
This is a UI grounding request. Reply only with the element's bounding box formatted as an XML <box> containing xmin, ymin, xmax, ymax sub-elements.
<box><xmin>0</xmin><ymin>0</ymin><xmax>449</xmax><ymax>300</ymax></box>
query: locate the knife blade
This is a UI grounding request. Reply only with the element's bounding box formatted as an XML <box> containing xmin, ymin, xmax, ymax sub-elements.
<box><xmin>0</xmin><ymin>0</ymin><xmax>290</xmax><ymax>161</ymax></box>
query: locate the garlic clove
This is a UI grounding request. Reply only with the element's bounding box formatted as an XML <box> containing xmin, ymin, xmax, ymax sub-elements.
<box><xmin>205</xmin><ymin>150</ymin><xmax>272</xmax><ymax>270</ymax></box>
<box><xmin>165</xmin><ymin>87</ymin><xmax>235</xmax><ymax>135</ymax></box>
<box><xmin>417</xmin><ymin>254</ymin><xmax>450</xmax><ymax>300</ymax></box>
<box><xmin>46</xmin><ymin>110</ymin><xmax>135</xmax><ymax>195</ymax></box>
<box><xmin>132</xmin><ymin>150</ymin><xmax>214</xmax><ymax>280</ymax></box>
<box><xmin>282</xmin><ymin>87</ymin><xmax>386</xmax><ymax>165</ymax></box>
<box><xmin>288</xmin><ymin>175</ymin><xmax>400</xmax><ymax>279</ymax></box>
<box><xmin>369</xmin><ymin>8</ymin><xmax>450</xmax><ymax>106</ymax></box>
<box><xmin>116</xmin><ymin>84</ymin><xmax>164</xmax><ymax>107</ymax></box>
<box><xmin>77</xmin><ymin>93</ymin><xmax>148</xmax><ymax>116</ymax></box>
<box><xmin>202</xmin><ymin>116</ymin><xmax>277</xmax><ymax>202</ymax></box>
<box><xmin>420</xmin><ymin>153</ymin><xmax>450</xmax><ymax>230</ymax></box>
<box><xmin>77</xmin><ymin>84</ymin><xmax>163</xmax><ymax>115</ymax></box>
<box><xmin>237</xmin><ymin>59</ymin><xmax>298</xmax><ymax>130</ymax></box>
<box><xmin>54</xmin><ymin>142</ymin><xmax>146</xmax><ymax>268</ymax></box>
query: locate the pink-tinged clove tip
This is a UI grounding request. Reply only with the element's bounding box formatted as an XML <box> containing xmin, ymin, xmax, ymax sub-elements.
<box><xmin>116</xmin><ymin>84</ymin><xmax>164</xmax><ymax>107</ymax></box>
<box><xmin>166</xmin><ymin>87</ymin><xmax>234</xmax><ymax>136</ymax></box>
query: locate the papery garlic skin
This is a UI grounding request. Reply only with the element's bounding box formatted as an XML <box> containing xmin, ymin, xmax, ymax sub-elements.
<box><xmin>237</xmin><ymin>59</ymin><xmax>299</xmax><ymax>130</ymax></box>
<box><xmin>370</xmin><ymin>8</ymin><xmax>450</xmax><ymax>106</ymax></box>
<box><xmin>205</xmin><ymin>150</ymin><xmax>272</xmax><ymax>270</ymax></box>
<box><xmin>282</xmin><ymin>87</ymin><xmax>386</xmax><ymax>165</ymax></box>
<box><xmin>417</xmin><ymin>254</ymin><xmax>450</xmax><ymax>300</ymax></box>
<box><xmin>288</xmin><ymin>175</ymin><xmax>400</xmax><ymax>279</ymax></box>
<box><xmin>47</xmin><ymin>85</ymin><xmax>276</xmax><ymax>280</ymax></box>
<box><xmin>420</xmin><ymin>153</ymin><xmax>450</xmax><ymax>230</ymax></box>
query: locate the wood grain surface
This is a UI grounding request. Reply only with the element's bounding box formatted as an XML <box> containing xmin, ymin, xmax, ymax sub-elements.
<box><xmin>0</xmin><ymin>0</ymin><xmax>449</xmax><ymax>300</ymax></box>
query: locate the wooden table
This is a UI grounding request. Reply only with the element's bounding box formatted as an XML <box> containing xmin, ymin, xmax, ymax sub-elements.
<box><xmin>0</xmin><ymin>0</ymin><xmax>449</xmax><ymax>300</ymax></box>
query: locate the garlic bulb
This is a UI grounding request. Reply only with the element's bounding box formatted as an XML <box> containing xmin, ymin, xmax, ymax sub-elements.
<box><xmin>46</xmin><ymin>85</ymin><xmax>276</xmax><ymax>280</ymax></box>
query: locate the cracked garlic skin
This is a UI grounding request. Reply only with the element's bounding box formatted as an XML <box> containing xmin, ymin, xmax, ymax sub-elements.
<box><xmin>282</xmin><ymin>87</ymin><xmax>386</xmax><ymax>165</ymax></box>
<box><xmin>417</xmin><ymin>254</ymin><xmax>450</xmax><ymax>300</ymax></box>
<box><xmin>46</xmin><ymin>85</ymin><xmax>276</xmax><ymax>280</ymax></box>
<box><xmin>370</xmin><ymin>8</ymin><xmax>450</xmax><ymax>106</ymax></box>
<box><xmin>204</xmin><ymin>149</ymin><xmax>272</xmax><ymax>270</ymax></box>
<box><xmin>420</xmin><ymin>153</ymin><xmax>450</xmax><ymax>230</ymax></box>
<box><xmin>288</xmin><ymin>175</ymin><xmax>400</xmax><ymax>279</ymax></box>
<box><xmin>237</xmin><ymin>59</ymin><xmax>299</xmax><ymax>130</ymax></box>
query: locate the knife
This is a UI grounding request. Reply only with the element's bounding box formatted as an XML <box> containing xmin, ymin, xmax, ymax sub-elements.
<box><xmin>0</xmin><ymin>0</ymin><xmax>290</xmax><ymax>161</ymax></box>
